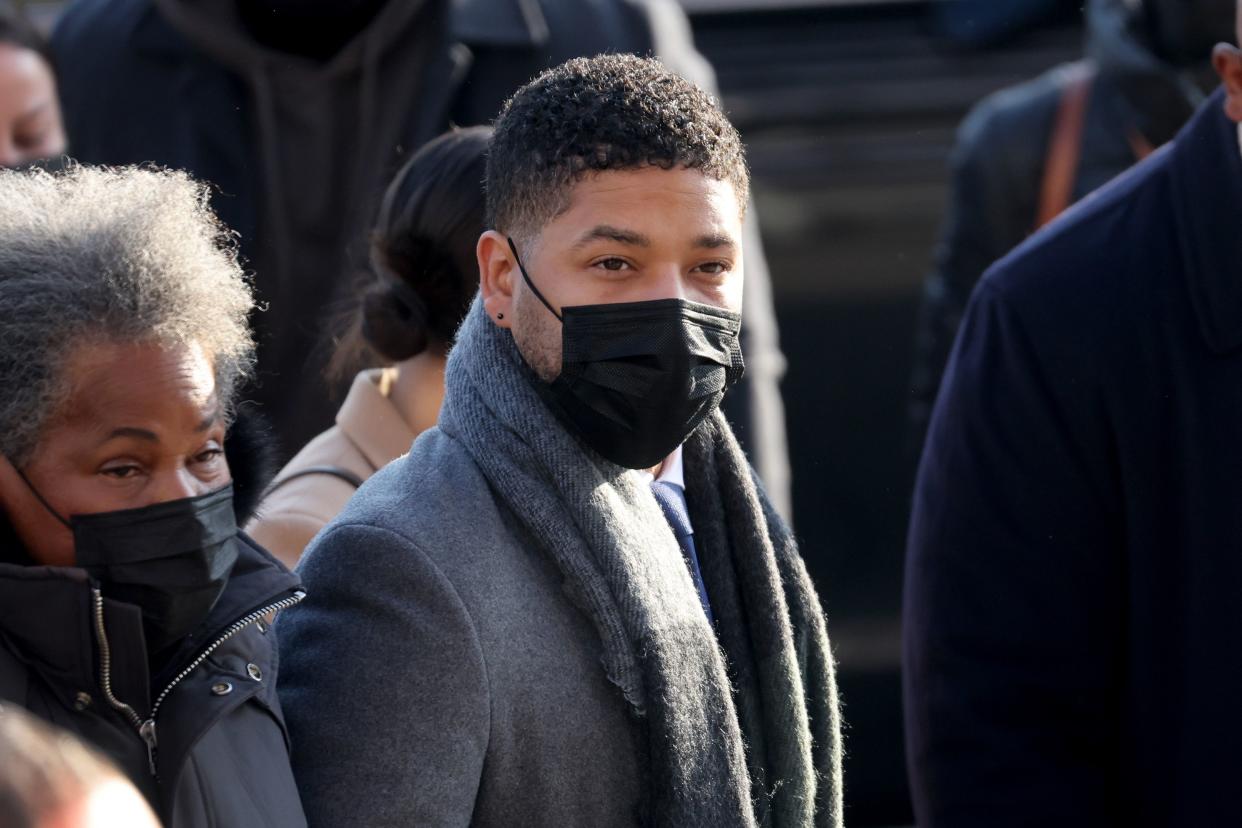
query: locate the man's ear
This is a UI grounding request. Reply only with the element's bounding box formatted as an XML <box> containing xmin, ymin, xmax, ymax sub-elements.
<box><xmin>1213</xmin><ymin>43</ymin><xmax>1242</xmax><ymax>122</ymax></box>
<box><xmin>478</xmin><ymin>230</ymin><xmax>517</xmax><ymax>330</ymax></box>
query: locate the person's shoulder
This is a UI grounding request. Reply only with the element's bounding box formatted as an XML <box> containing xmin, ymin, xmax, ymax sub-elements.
<box><xmin>244</xmin><ymin>426</ymin><xmax>369</xmax><ymax>552</ymax></box>
<box><xmin>260</xmin><ymin>425</ymin><xmax>372</xmax><ymax>514</ymax></box>
<box><xmin>338</xmin><ymin>425</ymin><xmax>485</xmax><ymax>511</ymax></box>
<box><xmin>982</xmin><ymin>141</ymin><xmax>1175</xmax><ymax>310</ymax></box>
<box><xmin>292</xmin><ymin>428</ymin><xmax>528</xmax><ymax>625</ymax></box>
<box><xmin>245</xmin><ymin>510</ymin><xmax>326</xmax><ymax>572</ymax></box>
<box><xmin>52</xmin><ymin>0</ymin><xmax>187</xmax><ymax>104</ymax></box>
<box><xmin>955</xmin><ymin>63</ymin><xmax>1076</xmax><ymax>158</ymax></box>
<box><xmin>308</xmin><ymin>427</ymin><xmax>507</xmax><ymax>566</ymax></box>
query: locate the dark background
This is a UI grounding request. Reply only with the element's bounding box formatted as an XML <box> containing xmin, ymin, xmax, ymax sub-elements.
<box><xmin>689</xmin><ymin>3</ymin><xmax>1081</xmax><ymax>823</ymax></box>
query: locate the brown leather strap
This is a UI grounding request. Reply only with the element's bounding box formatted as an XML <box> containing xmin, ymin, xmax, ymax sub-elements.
<box><xmin>1126</xmin><ymin>127</ymin><xmax>1155</xmax><ymax>162</ymax></box>
<box><xmin>1036</xmin><ymin>63</ymin><xmax>1095</xmax><ymax>230</ymax></box>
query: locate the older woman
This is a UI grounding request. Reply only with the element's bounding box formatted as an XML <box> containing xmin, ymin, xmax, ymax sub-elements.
<box><xmin>0</xmin><ymin>165</ymin><xmax>306</xmax><ymax>827</ymax></box>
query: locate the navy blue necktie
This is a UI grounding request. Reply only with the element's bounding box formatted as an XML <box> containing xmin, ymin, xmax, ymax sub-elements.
<box><xmin>650</xmin><ymin>480</ymin><xmax>714</xmax><ymax>624</ymax></box>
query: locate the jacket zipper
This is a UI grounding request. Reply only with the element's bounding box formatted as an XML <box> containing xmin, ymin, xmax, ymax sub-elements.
<box><xmin>91</xmin><ymin>587</ymin><xmax>306</xmax><ymax>777</ymax></box>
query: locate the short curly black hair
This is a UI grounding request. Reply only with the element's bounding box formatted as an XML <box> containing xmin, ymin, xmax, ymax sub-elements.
<box><xmin>486</xmin><ymin>53</ymin><xmax>749</xmax><ymax>241</ymax></box>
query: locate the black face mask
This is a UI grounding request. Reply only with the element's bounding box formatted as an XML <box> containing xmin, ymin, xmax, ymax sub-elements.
<box><xmin>507</xmin><ymin>238</ymin><xmax>745</xmax><ymax>470</ymax></box>
<box><xmin>18</xmin><ymin>476</ymin><xmax>239</xmax><ymax>655</ymax></box>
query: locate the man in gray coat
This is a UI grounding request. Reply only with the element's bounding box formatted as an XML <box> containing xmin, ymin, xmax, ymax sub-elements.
<box><xmin>278</xmin><ymin>55</ymin><xmax>842</xmax><ymax>827</ymax></box>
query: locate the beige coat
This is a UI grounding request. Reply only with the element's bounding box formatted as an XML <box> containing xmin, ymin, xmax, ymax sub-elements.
<box><xmin>246</xmin><ymin>369</ymin><xmax>416</xmax><ymax>568</ymax></box>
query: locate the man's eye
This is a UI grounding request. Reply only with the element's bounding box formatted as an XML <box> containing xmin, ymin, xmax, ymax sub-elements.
<box><xmin>101</xmin><ymin>465</ymin><xmax>141</xmax><ymax>479</ymax></box>
<box><xmin>595</xmin><ymin>257</ymin><xmax>630</xmax><ymax>272</ymax></box>
<box><xmin>697</xmin><ymin>262</ymin><xmax>729</xmax><ymax>275</ymax></box>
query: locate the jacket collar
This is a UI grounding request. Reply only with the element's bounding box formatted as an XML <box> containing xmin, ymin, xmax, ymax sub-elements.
<box><xmin>0</xmin><ymin>561</ymin><xmax>147</xmax><ymax>714</ymax></box>
<box><xmin>150</xmin><ymin>532</ymin><xmax>301</xmax><ymax>686</ymax></box>
<box><xmin>335</xmin><ymin>369</ymin><xmax>419</xmax><ymax>472</ymax></box>
<box><xmin>0</xmin><ymin>528</ymin><xmax>300</xmax><ymax>713</ymax></box>
<box><xmin>1169</xmin><ymin>87</ymin><xmax>1242</xmax><ymax>354</ymax></box>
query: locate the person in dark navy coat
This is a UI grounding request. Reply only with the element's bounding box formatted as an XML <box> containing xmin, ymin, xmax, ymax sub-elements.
<box><xmin>908</xmin><ymin>0</ymin><xmax>1234</xmax><ymax>448</ymax></box>
<box><xmin>904</xmin><ymin>10</ymin><xmax>1242</xmax><ymax>823</ymax></box>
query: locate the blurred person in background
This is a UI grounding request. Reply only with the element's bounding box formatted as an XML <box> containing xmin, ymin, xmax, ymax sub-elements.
<box><xmin>932</xmin><ymin>0</ymin><xmax>1082</xmax><ymax>48</ymax></box>
<box><xmin>909</xmin><ymin>0</ymin><xmax>1235</xmax><ymax>445</ymax></box>
<box><xmin>49</xmin><ymin>0</ymin><xmax>792</xmax><ymax>521</ymax></box>
<box><xmin>0</xmin><ymin>705</ymin><xmax>160</xmax><ymax>828</ymax></box>
<box><xmin>278</xmin><ymin>55</ymin><xmax>840</xmax><ymax>828</ymax></box>
<box><xmin>0</xmin><ymin>6</ymin><xmax>64</xmax><ymax>168</ymax></box>
<box><xmin>905</xmin><ymin>1</ymin><xmax>1242</xmax><ymax>822</ymax></box>
<box><xmin>246</xmin><ymin>126</ymin><xmax>489</xmax><ymax>568</ymax></box>
<box><xmin>0</xmin><ymin>165</ymin><xmax>306</xmax><ymax>828</ymax></box>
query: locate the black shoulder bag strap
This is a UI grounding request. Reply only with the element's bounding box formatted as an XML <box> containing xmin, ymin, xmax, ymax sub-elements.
<box><xmin>262</xmin><ymin>465</ymin><xmax>366</xmax><ymax>498</ymax></box>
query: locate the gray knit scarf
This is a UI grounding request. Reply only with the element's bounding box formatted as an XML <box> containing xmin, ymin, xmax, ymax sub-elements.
<box><xmin>438</xmin><ymin>300</ymin><xmax>843</xmax><ymax>827</ymax></box>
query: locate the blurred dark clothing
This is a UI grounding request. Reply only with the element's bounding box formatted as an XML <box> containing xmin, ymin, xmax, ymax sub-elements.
<box><xmin>909</xmin><ymin>0</ymin><xmax>1212</xmax><ymax>445</ymax></box>
<box><xmin>932</xmin><ymin>0</ymin><xmax>1080</xmax><ymax>48</ymax></box>
<box><xmin>905</xmin><ymin>89</ymin><xmax>1242</xmax><ymax>826</ymax></box>
<box><xmin>0</xmin><ymin>425</ymin><xmax>305</xmax><ymax>828</ymax></box>
<box><xmin>49</xmin><ymin>0</ymin><xmax>791</xmax><ymax>518</ymax></box>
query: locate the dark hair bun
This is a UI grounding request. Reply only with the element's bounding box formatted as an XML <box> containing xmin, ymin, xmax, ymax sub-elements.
<box><xmin>329</xmin><ymin>126</ymin><xmax>490</xmax><ymax>380</ymax></box>
<box><xmin>360</xmin><ymin>277</ymin><xmax>430</xmax><ymax>362</ymax></box>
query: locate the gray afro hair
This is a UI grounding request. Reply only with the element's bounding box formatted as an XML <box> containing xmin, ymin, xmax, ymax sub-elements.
<box><xmin>0</xmin><ymin>164</ymin><xmax>255</xmax><ymax>464</ymax></box>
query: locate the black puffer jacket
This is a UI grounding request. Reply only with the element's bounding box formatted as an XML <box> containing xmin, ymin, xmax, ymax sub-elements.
<box><xmin>0</xmin><ymin>418</ymin><xmax>306</xmax><ymax>828</ymax></box>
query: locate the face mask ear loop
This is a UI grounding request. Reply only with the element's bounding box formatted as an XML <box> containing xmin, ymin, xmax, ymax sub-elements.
<box><xmin>14</xmin><ymin>467</ymin><xmax>72</xmax><ymax>529</ymax></box>
<box><xmin>506</xmin><ymin>237</ymin><xmax>563</xmax><ymax>322</ymax></box>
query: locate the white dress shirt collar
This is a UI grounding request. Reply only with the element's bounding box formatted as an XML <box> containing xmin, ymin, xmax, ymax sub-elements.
<box><xmin>636</xmin><ymin>445</ymin><xmax>685</xmax><ymax>490</ymax></box>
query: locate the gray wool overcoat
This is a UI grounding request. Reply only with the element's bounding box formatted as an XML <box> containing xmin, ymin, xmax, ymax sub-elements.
<box><xmin>277</xmin><ymin>429</ymin><xmax>647</xmax><ymax>826</ymax></box>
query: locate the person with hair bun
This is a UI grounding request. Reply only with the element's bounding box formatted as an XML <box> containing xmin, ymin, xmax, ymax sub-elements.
<box><xmin>0</xmin><ymin>7</ymin><xmax>65</xmax><ymax>168</ymax></box>
<box><xmin>246</xmin><ymin>126</ymin><xmax>490</xmax><ymax>568</ymax></box>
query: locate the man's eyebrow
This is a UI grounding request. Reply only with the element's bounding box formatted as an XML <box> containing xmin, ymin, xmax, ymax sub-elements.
<box><xmin>572</xmin><ymin>225</ymin><xmax>652</xmax><ymax>250</ymax></box>
<box><xmin>694</xmin><ymin>233</ymin><xmax>736</xmax><ymax>250</ymax></box>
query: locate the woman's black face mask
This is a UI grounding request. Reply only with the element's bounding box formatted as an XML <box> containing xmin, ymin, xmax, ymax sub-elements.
<box><xmin>507</xmin><ymin>238</ymin><xmax>745</xmax><ymax>470</ymax></box>
<box><xmin>17</xmin><ymin>475</ymin><xmax>239</xmax><ymax>655</ymax></box>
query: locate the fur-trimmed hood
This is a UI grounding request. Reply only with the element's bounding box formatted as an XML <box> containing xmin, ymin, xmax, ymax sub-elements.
<box><xmin>224</xmin><ymin>403</ymin><xmax>281</xmax><ymax>525</ymax></box>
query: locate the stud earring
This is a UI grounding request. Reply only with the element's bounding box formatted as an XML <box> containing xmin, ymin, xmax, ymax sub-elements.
<box><xmin>497</xmin><ymin>312</ymin><xmax>505</xmax><ymax>320</ymax></box>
